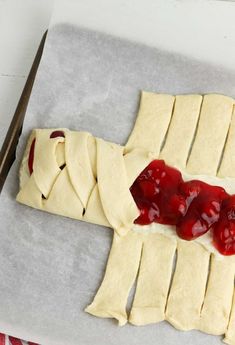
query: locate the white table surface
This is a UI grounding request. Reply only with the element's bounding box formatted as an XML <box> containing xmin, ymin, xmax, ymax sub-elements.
<box><xmin>1</xmin><ymin>0</ymin><xmax>235</xmax><ymax>150</ymax></box>
<box><xmin>0</xmin><ymin>0</ymin><xmax>54</xmax><ymax>148</ymax></box>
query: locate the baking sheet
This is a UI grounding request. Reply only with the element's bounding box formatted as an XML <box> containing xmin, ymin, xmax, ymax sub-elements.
<box><xmin>1</xmin><ymin>24</ymin><xmax>235</xmax><ymax>345</ymax></box>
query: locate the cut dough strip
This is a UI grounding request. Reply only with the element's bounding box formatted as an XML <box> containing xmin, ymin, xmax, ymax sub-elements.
<box><xmin>186</xmin><ymin>94</ymin><xmax>234</xmax><ymax>175</ymax></box>
<box><xmin>125</xmin><ymin>91</ymin><xmax>175</xmax><ymax>154</ymax></box>
<box><xmin>129</xmin><ymin>232</ymin><xmax>176</xmax><ymax>326</ymax></box>
<box><xmin>166</xmin><ymin>240</ymin><xmax>210</xmax><ymax>330</ymax></box>
<box><xmin>85</xmin><ymin>231</ymin><xmax>143</xmax><ymax>326</ymax></box>
<box><xmin>160</xmin><ymin>94</ymin><xmax>203</xmax><ymax>169</ymax></box>
<box><xmin>224</xmin><ymin>291</ymin><xmax>235</xmax><ymax>345</ymax></box>
<box><xmin>218</xmin><ymin>105</ymin><xmax>235</xmax><ymax>178</ymax></box>
<box><xmin>199</xmin><ymin>256</ymin><xmax>235</xmax><ymax>335</ymax></box>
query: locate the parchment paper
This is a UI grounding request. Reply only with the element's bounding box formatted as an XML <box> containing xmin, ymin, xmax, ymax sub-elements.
<box><xmin>0</xmin><ymin>24</ymin><xmax>235</xmax><ymax>345</ymax></box>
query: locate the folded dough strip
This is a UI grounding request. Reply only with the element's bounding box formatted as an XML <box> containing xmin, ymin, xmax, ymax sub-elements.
<box><xmin>65</xmin><ymin>131</ymin><xmax>96</xmax><ymax>209</ymax></box>
<box><xmin>33</xmin><ymin>129</ymin><xmax>65</xmax><ymax>198</ymax></box>
<box><xmin>186</xmin><ymin>94</ymin><xmax>234</xmax><ymax>175</ymax></box>
<box><xmin>125</xmin><ymin>91</ymin><xmax>175</xmax><ymax>154</ymax></box>
<box><xmin>83</xmin><ymin>184</ymin><xmax>110</xmax><ymax>227</ymax></box>
<box><xmin>129</xmin><ymin>232</ymin><xmax>176</xmax><ymax>326</ymax></box>
<box><xmin>85</xmin><ymin>231</ymin><xmax>143</xmax><ymax>326</ymax></box>
<box><xmin>199</xmin><ymin>256</ymin><xmax>235</xmax><ymax>335</ymax></box>
<box><xmin>124</xmin><ymin>148</ymin><xmax>155</xmax><ymax>186</ymax></box>
<box><xmin>166</xmin><ymin>241</ymin><xmax>210</xmax><ymax>330</ymax></box>
<box><xmin>17</xmin><ymin>174</ymin><xmax>43</xmax><ymax>209</ymax></box>
<box><xmin>96</xmin><ymin>138</ymin><xmax>139</xmax><ymax>236</ymax></box>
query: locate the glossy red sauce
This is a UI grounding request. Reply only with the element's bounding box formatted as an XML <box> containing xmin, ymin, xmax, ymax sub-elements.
<box><xmin>130</xmin><ymin>159</ymin><xmax>235</xmax><ymax>255</ymax></box>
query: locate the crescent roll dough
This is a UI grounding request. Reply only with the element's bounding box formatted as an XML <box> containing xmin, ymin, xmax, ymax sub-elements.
<box><xmin>17</xmin><ymin>92</ymin><xmax>235</xmax><ymax>345</ymax></box>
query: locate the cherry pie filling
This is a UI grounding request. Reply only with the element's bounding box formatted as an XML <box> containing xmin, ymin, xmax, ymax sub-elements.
<box><xmin>130</xmin><ymin>160</ymin><xmax>235</xmax><ymax>256</ymax></box>
<box><xmin>28</xmin><ymin>131</ymin><xmax>235</xmax><ymax>255</ymax></box>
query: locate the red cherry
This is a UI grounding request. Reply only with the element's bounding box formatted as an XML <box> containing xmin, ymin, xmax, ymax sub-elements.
<box><xmin>134</xmin><ymin>202</ymin><xmax>159</xmax><ymax>225</ymax></box>
<box><xmin>28</xmin><ymin>138</ymin><xmax>36</xmax><ymax>175</ymax></box>
<box><xmin>179</xmin><ymin>180</ymin><xmax>201</xmax><ymax>205</ymax></box>
<box><xmin>213</xmin><ymin>218</ymin><xmax>235</xmax><ymax>256</ymax></box>
<box><xmin>200</xmin><ymin>200</ymin><xmax>220</xmax><ymax>226</ymax></box>
<box><xmin>138</xmin><ymin>180</ymin><xmax>159</xmax><ymax>199</ymax></box>
<box><xmin>155</xmin><ymin>194</ymin><xmax>186</xmax><ymax>225</ymax></box>
<box><xmin>131</xmin><ymin>160</ymin><xmax>184</xmax><ymax>227</ymax></box>
<box><xmin>221</xmin><ymin>195</ymin><xmax>235</xmax><ymax>215</ymax></box>
<box><xmin>176</xmin><ymin>215</ymin><xmax>208</xmax><ymax>240</ymax></box>
<box><xmin>212</xmin><ymin>196</ymin><xmax>235</xmax><ymax>255</ymax></box>
<box><xmin>180</xmin><ymin>181</ymin><xmax>225</xmax><ymax>229</ymax></box>
<box><xmin>156</xmin><ymin>166</ymin><xmax>183</xmax><ymax>189</ymax></box>
<box><xmin>169</xmin><ymin>194</ymin><xmax>187</xmax><ymax>216</ymax></box>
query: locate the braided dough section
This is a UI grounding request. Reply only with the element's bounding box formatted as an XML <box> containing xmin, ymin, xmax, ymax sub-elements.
<box><xmin>17</xmin><ymin>129</ymin><xmax>153</xmax><ymax>236</ymax></box>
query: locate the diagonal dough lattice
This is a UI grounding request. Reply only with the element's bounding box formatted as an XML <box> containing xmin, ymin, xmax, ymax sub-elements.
<box><xmin>17</xmin><ymin>92</ymin><xmax>235</xmax><ymax>344</ymax></box>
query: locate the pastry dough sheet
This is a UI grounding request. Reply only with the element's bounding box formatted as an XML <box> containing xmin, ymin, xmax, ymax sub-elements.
<box><xmin>1</xmin><ymin>24</ymin><xmax>235</xmax><ymax>345</ymax></box>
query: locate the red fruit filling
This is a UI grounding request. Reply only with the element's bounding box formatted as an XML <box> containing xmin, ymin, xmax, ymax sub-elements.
<box><xmin>131</xmin><ymin>160</ymin><xmax>235</xmax><ymax>255</ymax></box>
<box><xmin>28</xmin><ymin>138</ymin><xmax>36</xmax><ymax>175</ymax></box>
<box><xmin>176</xmin><ymin>181</ymin><xmax>227</xmax><ymax>240</ymax></box>
<box><xmin>130</xmin><ymin>160</ymin><xmax>185</xmax><ymax>225</ymax></box>
<box><xmin>50</xmin><ymin>130</ymin><xmax>65</xmax><ymax>138</ymax></box>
